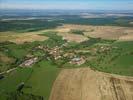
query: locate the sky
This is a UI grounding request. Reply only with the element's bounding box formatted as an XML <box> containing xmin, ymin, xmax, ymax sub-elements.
<box><xmin>0</xmin><ymin>0</ymin><xmax>133</xmax><ymax>10</ymax></box>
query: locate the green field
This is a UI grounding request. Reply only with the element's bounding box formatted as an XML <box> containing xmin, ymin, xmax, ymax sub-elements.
<box><xmin>0</xmin><ymin>68</ymin><xmax>32</xmax><ymax>92</ymax></box>
<box><xmin>88</xmin><ymin>41</ymin><xmax>133</xmax><ymax>76</ymax></box>
<box><xmin>23</xmin><ymin>61</ymin><xmax>60</xmax><ymax>100</ymax></box>
<box><xmin>0</xmin><ymin>61</ymin><xmax>60</xmax><ymax>100</ymax></box>
<box><xmin>0</xmin><ymin>68</ymin><xmax>34</xmax><ymax>100</ymax></box>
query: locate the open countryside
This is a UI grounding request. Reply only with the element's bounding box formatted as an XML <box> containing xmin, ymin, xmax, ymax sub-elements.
<box><xmin>0</xmin><ymin>0</ymin><xmax>133</xmax><ymax>100</ymax></box>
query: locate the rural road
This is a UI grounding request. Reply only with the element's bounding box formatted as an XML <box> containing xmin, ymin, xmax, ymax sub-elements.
<box><xmin>49</xmin><ymin>68</ymin><xmax>133</xmax><ymax>100</ymax></box>
<box><xmin>0</xmin><ymin>68</ymin><xmax>17</xmax><ymax>75</ymax></box>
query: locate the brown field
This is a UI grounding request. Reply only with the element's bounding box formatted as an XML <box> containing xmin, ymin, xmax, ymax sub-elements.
<box><xmin>49</xmin><ymin>68</ymin><xmax>133</xmax><ymax>100</ymax></box>
<box><xmin>0</xmin><ymin>31</ymin><xmax>48</xmax><ymax>44</ymax></box>
<box><xmin>53</xmin><ymin>27</ymin><xmax>88</xmax><ymax>43</ymax></box>
<box><xmin>0</xmin><ymin>52</ymin><xmax>15</xmax><ymax>63</ymax></box>
<box><xmin>118</xmin><ymin>34</ymin><xmax>133</xmax><ymax>41</ymax></box>
<box><xmin>1</xmin><ymin>24</ymin><xmax>133</xmax><ymax>44</ymax></box>
<box><xmin>55</xmin><ymin>24</ymin><xmax>133</xmax><ymax>41</ymax></box>
<box><xmin>57</xmin><ymin>32</ymin><xmax>88</xmax><ymax>43</ymax></box>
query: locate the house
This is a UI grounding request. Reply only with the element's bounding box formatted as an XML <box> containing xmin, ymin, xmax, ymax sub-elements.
<box><xmin>20</xmin><ymin>57</ymin><xmax>38</xmax><ymax>67</ymax></box>
<box><xmin>63</xmin><ymin>52</ymin><xmax>75</xmax><ymax>59</ymax></box>
<box><xmin>70</xmin><ymin>57</ymin><xmax>86</xmax><ymax>65</ymax></box>
<box><xmin>48</xmin><ymin>46</ymin><xmax>63</xmax><ymax>60</ymax></box>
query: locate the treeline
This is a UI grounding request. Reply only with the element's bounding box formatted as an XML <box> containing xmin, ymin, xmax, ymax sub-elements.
<box><xmin>0</xmin><ymin>19</ymin><xmax>61</xmax><ymax>32</ymax></box>
<box><xmin>0</xmin><ymin>16</ymin><xmax>133</xmax><ymax>32</ymax></box>
<box><xmin>0</xmin><ymin>91</ymin><xmax>43</xmax><ymax>100</ymax></box>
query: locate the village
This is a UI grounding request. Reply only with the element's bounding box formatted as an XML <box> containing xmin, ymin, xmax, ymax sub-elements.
<box><xmin>19</xmin><ymin>43</ymin><xmax>87</xmax><ymax>67</ymax></box>
<box><xmin>19</xmin><ymin>39</ymin><xmax>118</xmax><ymax>68</ymax></box>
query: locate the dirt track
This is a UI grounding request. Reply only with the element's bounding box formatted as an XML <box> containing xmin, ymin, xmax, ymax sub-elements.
<box><xmin>49</xmin><ymin>68</ymin><xmax>133</xmax><ymax>100</ymax></box>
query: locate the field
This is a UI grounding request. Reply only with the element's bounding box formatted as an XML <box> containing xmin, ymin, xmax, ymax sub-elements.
<box><xmin>55</xmin><ymin>24</ymin><xmax>133</xmax><ymax>41</ymax></box>
<box><xmin>1</xmin><ymin>24</ymin><xmax>133</xmax><ymax>44</ymax></box>
<box><xmin>23</xmin><ymin>61</ymin><xmax>60</xmax><ymax>100</ymax></box>
<box><xmin>0</xmin><ymin>14</ymin><xmax>133</xmax><ymax>100</ymax></box>
<box><xmin>50</xmin><ymin>68</ymin><xmax>133</xmax><ymax>100</ymax></box>
<box><xmin>0</xmin><ymin>31</ymin><xmax>49</xmax><ymax>44</ymax></box>
<box><xmin>0</xmin><ymin>61</ymin><xmax>60</xmax><ymax>100</ymax></box>
<box><xmin>87</xmin><ymin>41</ymin><xmax>133</xmax><ymax>76</ymax></box>
<box><xmin>0</xmin><ymin>52</ymin><xmax>15</xmax><ymax>64</ymax></box>
<box><xmin>0</xmin><ymin>68</ymin><xmax>32</xmax><ymax>92</ymax></box>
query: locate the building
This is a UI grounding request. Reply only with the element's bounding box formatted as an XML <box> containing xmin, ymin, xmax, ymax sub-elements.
<box><xmin>20</xmin><ymin>57</ymin><xmax>38</xmax><ymax>67</ymax></box>
<box><xmin>70</xmin><ymin>57</ymin><xmax>86</xmax><ymax>65</ymax></box>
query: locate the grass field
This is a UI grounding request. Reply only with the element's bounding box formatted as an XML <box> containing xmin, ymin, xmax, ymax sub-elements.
<box><xmin>23</xmin><ymin>61</ymin><xmax>60</xmax><ymax>100</ymax></box>
<box><xmin>0</xmin><ymin>61</ymin><xmax>60</xmax><ymax>100</ymax></box>
<box><xmin>0</xmin><ymin>68</ymin><xmax>32</xmax><ymax>92</ymax></box>
<box><xmin>89</xmin><ymin>41</ymin><xmax>133</xmax><ymax>76</ymax></box>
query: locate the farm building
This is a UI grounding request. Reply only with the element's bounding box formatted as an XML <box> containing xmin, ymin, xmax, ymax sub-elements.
<box><xmin>70</xmin><ymin>57</ymin><xmax>86</xmax><ymax>65</ymax></box>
